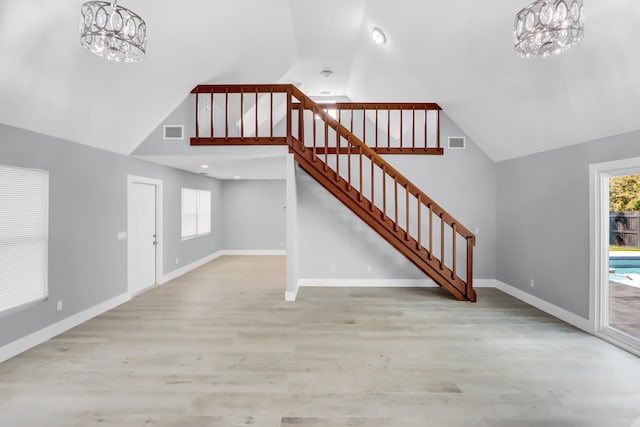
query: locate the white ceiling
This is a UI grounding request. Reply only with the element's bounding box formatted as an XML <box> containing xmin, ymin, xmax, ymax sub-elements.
<box><xmin>136</xmin><ymin>154</ymin><xmax>288</xmax><ymax>180</ymax></box>
<box><xmin>1</xmin><ymin>0</ymin><xmax>640</xmax><ymax>163</ymax></box>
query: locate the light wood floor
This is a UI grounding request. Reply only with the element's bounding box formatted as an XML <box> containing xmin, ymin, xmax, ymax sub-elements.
<box><xmin>1</xmin><ymin>256</ymin><xmax>640</xmax><ymax>427</ymax></box>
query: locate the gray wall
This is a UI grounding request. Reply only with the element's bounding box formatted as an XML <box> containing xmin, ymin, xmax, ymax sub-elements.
<box><xmin>295</xmin><ymin>112</ymin><xmax>497</xmax><ymax>281</ymax></box>
<box><xmin>221</xmin><ymin>180</ymin><xmax>286</xmax><ymax>250</ymax></box>
<box><xmin>0</xmin><ymin>123</ymin><xmax>222</xmax><ymax>347</ymax></box>
<box><xmin>497</xmin><ymin>129</ymin><xmax>640</xmax><ymax>319</ymax></box>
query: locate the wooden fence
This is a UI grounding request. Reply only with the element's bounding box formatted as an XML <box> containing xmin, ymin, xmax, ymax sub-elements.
<box><xmin>610</xmin><ymin>211</ymin><xmax>640</xmax><ymax>248</ymax></box>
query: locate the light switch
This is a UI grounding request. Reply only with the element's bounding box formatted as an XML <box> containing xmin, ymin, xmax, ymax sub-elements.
<box><xmin>117</xmin><ymin>232</ymin><xmax>127</xmax><ymax>240</ymax></box>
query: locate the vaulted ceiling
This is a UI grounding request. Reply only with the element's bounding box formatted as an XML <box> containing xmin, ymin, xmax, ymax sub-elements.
<box><xmin>1</xmin><ymin>0</ymin><xmax>639</xmax><ymax>162</ymax></box>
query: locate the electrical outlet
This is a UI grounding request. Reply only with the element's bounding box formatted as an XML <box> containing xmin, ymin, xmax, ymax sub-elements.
<box><xmin>175</xmin><ymin>258</ymin><xmax>179</xmax><ymax>265</ymax></box>
<box><xmin>57</xmin><ymin>300</ymin><xmax>63</xmax><ymax>311</ymax></box>
<box><xmin>529</xmin><ymin>279</ymin><xmax>535</xmax><ymax>288</ymax></box>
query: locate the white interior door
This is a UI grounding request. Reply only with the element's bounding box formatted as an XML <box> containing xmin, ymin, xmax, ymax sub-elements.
<box><xmin>128</xmin><ymin>182</ymin><xmax>157</xmax><ymax>295</ymax></box>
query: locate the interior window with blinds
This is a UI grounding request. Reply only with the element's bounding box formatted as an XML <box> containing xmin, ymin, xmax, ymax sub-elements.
<box><xmin>0</xmin><ymin>165</ymin><xmax>49</xmax><ymax>314</ymax></box>
<box><xmin>181</xmin><ymin>188</ymin><xmax>211</xmax><ymax>239</ymax></box>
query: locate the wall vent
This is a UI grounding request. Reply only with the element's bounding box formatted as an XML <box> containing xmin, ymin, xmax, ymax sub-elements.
<box><xmin>448</xmin><ymin>136</ymin><xmax>466</xmax><ymax>149</ymax></box>
<box><xmin>163</xmin><ymin>125</ymin><xmax>184</xmax><ymax>140</ymax></box>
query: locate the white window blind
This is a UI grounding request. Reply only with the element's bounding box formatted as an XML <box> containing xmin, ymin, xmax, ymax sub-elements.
<box><xmin>0</xmin><ymin>165</ymin><xmax>49</xmax><ymax>314</ymax></box>
<box><xmin>181</xmin><ymin>188</ymin><xmax>211</xmax><ymax>239</ymax></box>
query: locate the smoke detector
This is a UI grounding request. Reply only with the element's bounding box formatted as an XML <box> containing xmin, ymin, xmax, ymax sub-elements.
<box><xmin>320</xmin><ymin>69</ymin><xmax>333</xmax><ymax>78</ymax></box>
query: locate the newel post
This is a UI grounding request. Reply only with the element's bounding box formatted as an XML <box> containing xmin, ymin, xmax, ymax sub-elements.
<box><xmin>286</xmin><ymin>86</ymin><xmax>293</xmax><ymax>148</ymax></box>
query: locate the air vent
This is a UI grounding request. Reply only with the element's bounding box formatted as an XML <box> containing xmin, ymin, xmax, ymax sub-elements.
<box><xmin>163</xmin><ymin>125</ymin><xmax>184</xmax><ymax>140</ymax></box>
<box><xmin>448</xmin><ymin>136</ymin><xmax>466</xmax><ymax>149</ymax></box>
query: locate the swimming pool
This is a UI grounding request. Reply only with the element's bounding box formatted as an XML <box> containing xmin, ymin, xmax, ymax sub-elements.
<box><xmin>610</xmin><ymin>256</ymin><xmax>640</xmax><ymax>275</ymax></box>
<box><xmin>609</xmin><ymin>255</ymin><xmax>640</xmax><ymax>287</ymax></box>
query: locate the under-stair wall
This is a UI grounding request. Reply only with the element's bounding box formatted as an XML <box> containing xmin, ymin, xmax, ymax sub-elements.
<box><xmin>293</xmin><ymin>111</ymin><xmax>496</xmax><ymax>289</ymax></box>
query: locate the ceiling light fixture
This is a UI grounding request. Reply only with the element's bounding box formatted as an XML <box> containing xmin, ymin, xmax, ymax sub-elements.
<box><xmin>80</xmin><ymin>0</ymin><xmax>147</xmax><ymax>63</ymax></box>
<box><xmin>514</xmin><ymin>0</ymin><xmax>583</xmax><ymax>58</ymax></box>
<box><xmin>320</xmin><ymin>69</ymin><xmax>333</xmax><ymax>78</ymax></box>
<box><xmin>200</xmin><ymin>165</ymin><xmax>209</xmax><ymax>169</ymax></box>
<box><xmin>372</xmin><ymin>27</ymin><xmax>387</xmax><ymax>45</ymax></box>
<box><xmin>233</xmin><ymin>176</ymin><xmax>241</xmax><ymax>180</ymax></box>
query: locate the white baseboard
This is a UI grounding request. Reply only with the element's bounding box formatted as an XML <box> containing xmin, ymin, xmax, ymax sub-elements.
<box><xmin>473</xmin><ymin>279</ymin><xmax>497</xmax><ymax>288</ymax></box>
<box><xmin>297</xmin><ymin>278</ymin><xmax>495</xmax><ymax>288</ymax></box>
<box><xmin>160</xmin><ymin>250</ymin><xmax>224</xmax><ymax>284</ymax></box>
<box><xmin>285</xmin><ymin>289</ymin><xmax>298</xmax><ymax>302</ymax></box>
<box><xmin>494</xmin><ymin>280</ymin><xmax>591</xmax><ymax>332</ymax></box>
<box><xmin>298</xmin><ymin>278</ymin><xmax>436</xmax><ymax>287</ymax></box>
<box><xmin>219</xmin><ymin>250</ymin><xmax>286</xmax><ymax>256</ymax></box>
<box><xmin>0</xmin><ymin>293</ymin><xmax>131</xmax><ymax>364</ymax></box>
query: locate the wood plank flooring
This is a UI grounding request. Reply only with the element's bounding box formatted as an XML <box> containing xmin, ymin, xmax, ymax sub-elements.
<box><xmin>1</xmin><ymin>255</ymin><xmax>640</xmax><ymax>426</ymax></box>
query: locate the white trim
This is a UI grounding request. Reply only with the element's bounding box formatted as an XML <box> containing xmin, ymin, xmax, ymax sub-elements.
<box><xmin>595</xmin><ymin>328</ymin><xmax>640</xmax><ymax>358</ymax></box>
<box><xmin>127</xmin><ymin>175</ymin><xmax>163</xmax><ymax>295</ymax></box>
<box><xmin>473</xmin><ymin>279</ymin><xmax>497</xmax><ymax>288</ymax></box>
<box><xmin>299</xmin><ymin>278</ymin><xmax>436</xmax><ymax>287</ymax></box>
<box><xmin>285</xmin><ymin>290</ymin><xmax>298</xmax><ymax>302</ymax></box>
<box><xmin>589</xmin><ymin>157</ymin><xmax>640</xmax><ymax>354</ymax></box>
<box><xmin>218</xmin><ymin>250</ymin><xmax>286</xmax><ymax>256</ymax></box>
<box><xmin>494</xmin><ymin>280</ymin><xmax>591</xmax><ymax>332</ymax></box>
<box><xmin>0</xmin><ymin>293</ymin><xmax>131</xmax><ymax>364</ymax></box>
<box><xmin>159</xmin><ymin>250</ymin><xmax>224</xmax><ymax>284</ymax></box>
<box><xmin>297</xmin><ymin>278</ymin><xmax>496</xmax><ymax>288</ymax></box>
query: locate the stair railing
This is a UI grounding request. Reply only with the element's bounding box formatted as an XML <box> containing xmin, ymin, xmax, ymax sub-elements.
<box><xmin>189</xmin><ymin>84</ymin><xmax>476</xmax><ymax>301</ymax></box>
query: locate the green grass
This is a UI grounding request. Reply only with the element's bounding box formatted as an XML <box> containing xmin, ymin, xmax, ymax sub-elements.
<box><xmin>610</xmin><ymin>245</ymin><xmax>640</xmax><ymax>252</ymax></box>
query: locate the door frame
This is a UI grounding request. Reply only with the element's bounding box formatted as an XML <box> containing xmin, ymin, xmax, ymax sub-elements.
<box><xmin>127</xmin><ymin>175</ymin><xmax>163</xmax><ymax>296</ymax></box>
<box><xmin>589</xmin><ymin>157</ymin><xmax>640</xmax><ymax>356</ymax></box>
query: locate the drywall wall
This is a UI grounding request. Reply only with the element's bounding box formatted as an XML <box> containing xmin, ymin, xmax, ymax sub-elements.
<box><xmin>222</xmin><ymin>179</ymin><xmax>286</xmax><ymax>250</ymax></box>
<box><xmin>295</xmin><ymin>112</ymin><xmax>497</xmax><ymax>281</ymax></box>
<box><xmin>286</xmin><ymin>154</ymin><xmax>299</xmax><ymax>295</ymax></box>
<box><xmin>0</xmin><ymin>123</ymin><xmax>222</xmax><ymax>347</ymax></box>
<box><xmin>133</xmin><ymin>94</ymin><xmax>289</xmax><ymax>158</ymax></box>
<box><xmin>497</xmin><ymin>129</ymin><xmax>640</xmax><ymax>319</ymax></box>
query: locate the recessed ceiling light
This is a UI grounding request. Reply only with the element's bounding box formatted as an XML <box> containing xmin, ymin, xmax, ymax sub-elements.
<box><xmin>200</xmin><ymin>164</ymin><xmax>209</xmax><ymax>169</ymax></box>
<box><xmin>233</xmin><ymin>175</ymin><xmax>241</xmax><ymax>180</ymax></box>
<box><xmin>372</xmin><ymin>27</ymin><xmax>387</xmax><ymax>45</ymax></box>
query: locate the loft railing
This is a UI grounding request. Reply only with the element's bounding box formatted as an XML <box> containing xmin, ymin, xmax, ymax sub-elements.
<box><xmin>191</xmin><ymin>86</ymin><xmax>442</xmax><ymax>154</ymax></box>
<box><xmin>190</xmin><ymin>84</ymin><xmax>475</xmax><ymax>301</ymax></box>
<box><xmin>293</xmin><ymin>102</ymin><xmax>442</xmax><ymax>154</ymax></box>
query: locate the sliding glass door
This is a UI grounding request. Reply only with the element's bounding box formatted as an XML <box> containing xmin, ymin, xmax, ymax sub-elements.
<box><xmin>608</xmin><ymin>174</ymin><xmax>640</xmax><ymax>342</ymax></box>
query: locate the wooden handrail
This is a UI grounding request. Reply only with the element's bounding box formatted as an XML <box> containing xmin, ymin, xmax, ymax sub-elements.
<box><xmin>191</xmin><ymin>84</ymin><xmax>293</xmax><ymax>94</ymax></box>
<box><xmin>289</xmin><ymin>86</ymin><xmax>474</xmax><ymax>241</ymax></box>
<box><xmin>293</xmin><ymin>102</ymin><xmax>442</xmax><ymax>111</ymax></box>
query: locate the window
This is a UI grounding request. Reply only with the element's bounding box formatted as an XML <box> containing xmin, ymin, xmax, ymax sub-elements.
<box><xmin>181</xmin><ymin>188</ymin><xmax>211</xmax><ymax>239</ymax></box>
<box><xmin>0</xmin><ymin>165</ymin><xmax>49</xmax><ymax>314</ymax></box>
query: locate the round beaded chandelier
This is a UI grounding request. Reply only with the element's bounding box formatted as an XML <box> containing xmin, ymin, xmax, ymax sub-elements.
<box><xmin>514</xmin><ymin>0</ymin><xmax>584</xmax><ymax>58</ymax></box>
<box><xmin>80</xmin><ymin>1</ymin><xmax>147</xmax><ymax>63</ymax></box>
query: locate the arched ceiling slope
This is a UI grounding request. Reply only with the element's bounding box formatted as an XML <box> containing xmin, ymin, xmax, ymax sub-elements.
<box><xmin>1</xmin><ymin>1</ymin><xmax>640</xmax><ymax>161</ymax></box>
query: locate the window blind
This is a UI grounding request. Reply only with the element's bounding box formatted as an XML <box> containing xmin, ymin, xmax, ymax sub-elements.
<box><xmin>0</xmin><ymin>165</ymin><xmax>49</xmax><ymax>314</ymax></box>
<box><xmin>181</xmin><ymin>188</ymin><xmax>211</xmax><ymax>239</ymax></box>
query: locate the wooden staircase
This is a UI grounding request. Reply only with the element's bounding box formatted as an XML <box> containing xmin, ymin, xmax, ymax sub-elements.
<box><xmin>190</xmin><ymin>84</ymin><xmax>476</xmax><ymax>301</ymax></box>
